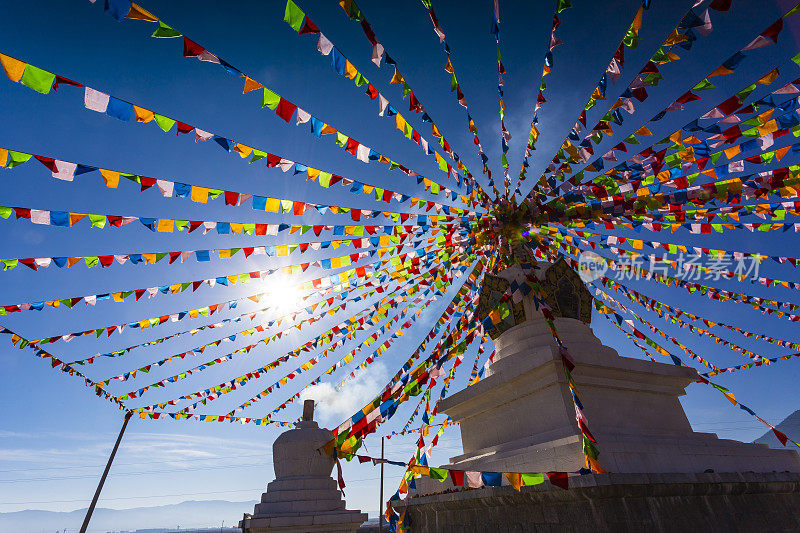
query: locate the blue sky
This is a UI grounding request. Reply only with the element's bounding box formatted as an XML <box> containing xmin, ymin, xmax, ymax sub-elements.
<box><xmin>1</xmin><ymin>0</ymin><xmax>800</xmax><ymax>528</ymax></box>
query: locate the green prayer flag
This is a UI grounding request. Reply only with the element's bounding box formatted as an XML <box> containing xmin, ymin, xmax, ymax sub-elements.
<box><xmin>2</xmin><ymin>259</ymin><xmax>18</xmax><ymax>271</ymax></box>
<box><xmin>521</xmin><ymin>473</ymin><xmax>544</xmax><ymax>486</ymax></box>
<box><xmin>20</xmin><ymin>64</ymin><xmax>55</xmax><ymax>94</ymax></box>
<box><xmin>737</xmin><ymin>83</ymin><xmax>757</xmax><ymax>101</ymax></box>
<box><xmin>284</xmin><ymin>0</ymin><xmax>305</xmax><ymax>32</ymax></box>
<box><xmin>152</xmin><ymin>21</ymin><xmax>182</xmax><ymax>38</ymax></box>
<box><xmin>0</xmin><ymin>207</ymin><xmax>11</xmax><ymax>219</ymax></box>
<box><xmin>785</xmin><ymin>4</ymin><xmax>800</xmax><ymax>17</ymax></box>
<box><xmin>354</xmin><ymin>72</ymin><xmax>368</xmax><ymax>87</ymax></box>
<box><xmin>792</xmin><ymin>52</ymin><xmax>800</xmax><ymax>67</ymax></box>
<box><xmin>319</xmin><ymin>171</ymin><xmax>333</xmax><ymax>187</ymax></box>
<box><xmin>262</xmin><ymin>88</ymin><xmax>280</xmax><ymax>110</ymax></box>
<box><xmin>429</xmin><ymin>468</ymin><xmax>448</xmax><ymax>481</ymax></box>
<box><xmin>557</xmin><ymin>0</ymin><xmax>572</xmax><ymax>12</ymax></box>
<box><xmin>450</xmin><ymin>73</ymin><xmax>458</xmax><ymax>91</ymax></box>
<box><xmin>250</xmin><ymin>150</ymin><xmax>268</xmax><ymax>163</ymax></box>
<box><xmin>402</xmin><ymin>82</ymin><xmax>412</xmax><ymax>97</ymax></box>
<box><xmin>153</xmin><ymin>114</ymin><xmax>176</xmax><ymax>132</ymax></box>
<box><xmin>623</xmin><ymin>28</ymin><xmax>639</xmax><ymax>49</ymax></box>
<box><xmin>692</xmin><ymin>79</ymin><xmax>715</xmax><ymax>91</ymax></box>
<box><xmin>84</xmin><ymin>256</ymin><xmax>99</xmax><ymax>268</ymax></box>
<box><xmin>88</xmin><ymin>214</ymin><xmax>107</xmax><ymax>228</ymax></box>
<box><xmin>6</xmin><ymin>151</ymin><xmax>32</xmax><ymax>168</ymax></box>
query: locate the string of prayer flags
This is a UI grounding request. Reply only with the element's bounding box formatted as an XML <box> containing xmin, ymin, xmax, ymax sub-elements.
<box><xmin>0</xmin><ymin>53</ymin><xmax>475</xmax><ymax>213</ymax></box>
<box><xmin>2</xmin><ymin>240</ymin><xmax>441</xmax><ymax>318</ymax></box>
<box><xmin>0</xmin><ymin>144</ymin><xmax>482</xmax><ymax>222</ymax></box>
<box><xmin>285</xmin><ymin>0</ymin><xmax>473</xmax><ymax>199</ymax></box>
<box><xmin>327</xmin><ymin>0</ymin><xmax>497</xmax><ymax>201</ymax></box>
<box><xmin>83</xmin><ymin>5</ymin><xmax>476</xmax><ymax>206</ymax></box>
<box><xmin>515</xmin><ymin>0</ymin><xmax>571</xmax><ymax>193</ymax></box>
<box><xmin>413</xmin><ymin>0</ymin><xmax>493</xmax><ymax>190</ymax></box>
<box><xmin>527</xmin><ymin>0</ymin><xmax>739</xmax><ymax>198</ymax></box>
<box><xmin>491</xmin><ymin>0</ymin><xmax>512</xmax><ymax>194</ymax></box>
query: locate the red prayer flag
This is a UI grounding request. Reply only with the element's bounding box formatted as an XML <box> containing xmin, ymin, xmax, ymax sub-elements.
<box><xmin>345</xmin><ymin>138</ymin><xmax>359</xmax><ymax>155</ymax></box>
<box><xmin>773</xmin><ymin>428</ymin><xmax>789</xmax><ymax>446</ymax></box>
<box><xmin>546</xmin><ymin>471</ymin><xmax>569</xmax><ymax>490</ymax></box>
<box><xmin>182</xmin><ymin>37</ymin><xmax>205</xmax><ymax>58</ymax></box>
<box><xmin>299</xmin><ymin>17</ymin><xmax>320</xmax><ymax>34</ymax></box>
<box><xmin>275</xmin><ymin>98</ymin><xmax>298</xmax><ymax>123</ymax></box>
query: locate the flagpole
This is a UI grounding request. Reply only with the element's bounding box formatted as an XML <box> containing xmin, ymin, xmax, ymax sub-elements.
<box><xmin>378</xmin><ymin>435</ymin><xmax>384</xmax><ymax>533</ymax></box>
<box><xmin>80</xmin><ymin>411</ymin><xmax>133</xmax><ymax>533</ymax></box>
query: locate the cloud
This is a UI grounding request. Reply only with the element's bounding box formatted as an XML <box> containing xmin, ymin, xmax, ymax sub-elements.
<box><xmin>301</xmin><ymin>363</ymin><xmax>389</xmax><ymax>421</ymax></box>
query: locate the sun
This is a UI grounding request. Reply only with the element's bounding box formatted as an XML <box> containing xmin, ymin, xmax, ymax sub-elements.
<box><xmin>261</xmin><ymin>273</ymin><xmax>305</xmax><ymax>314</ymax></box>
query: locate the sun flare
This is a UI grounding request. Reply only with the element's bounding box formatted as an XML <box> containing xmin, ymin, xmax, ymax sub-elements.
<box><xmin>262</xmin><ymin>274</ymin><xmax>305</xmax><ymax>314</ymax></box>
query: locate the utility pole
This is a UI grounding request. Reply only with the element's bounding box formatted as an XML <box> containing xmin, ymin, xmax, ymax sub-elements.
<box><xmin>79</xmin><ymin>411</ymin><xmax>133</xmax><ymax>533</ymax></box>
<box><xmin>378</xmin><ymin>436</ymin><xmax>384</xmax><ymax>533</ymax></box>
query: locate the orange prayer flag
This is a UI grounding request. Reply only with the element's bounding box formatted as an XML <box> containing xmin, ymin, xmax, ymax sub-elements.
<box><xmin>724</xmin><ymin>145</ymin><xmax>741</xmax><ymax>159</ymax></box>
<box><xmin>505</xmin><ymin>472</ymin><xmax>522</xmax><ymax>491</ymax></box>
<box><xmin>0</xmin><ymin>53</ymin><xmax>26</xmax><ymax>82</ymax></box>
<box><xmin>631</xmin><ymin>6</ymin><xmax>643</xmax><ymax>32</ymax></box>
<box><xmin>775</xmin><ymin>145</ymin><xmax>791</xmax><ymax>162</ymax></box>
<box><xmin>708</xmin><ymin>65</ymin><xmax>734</xmax><ymax>78</ymax></box>
<box><xmin>126</xmin><ymin>3</ymin><xmax>158</xmax><ymax>21</ymax></box>
<box><xmin>757</xmin><ymin>68</ymin><xmax>780</xmax><ymax>85</ymax></box>
<box><xmin>243</xmin><ymin>77</ymin><xmax>264</xmax><ymax>94</ymax></box>
<box><xmin>663</xmin><ymin>29</ymin><xmax>688</xmax><ymax>46</ymax></box>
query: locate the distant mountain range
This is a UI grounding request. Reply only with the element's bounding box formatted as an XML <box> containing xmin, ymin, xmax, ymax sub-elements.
<box><xmin>754</xmin><ymin>409</ymin><xmax>800</xmax><ymax>449</ymax></box>
<box><xmin>0</xmin><ymin>500</ymin><xmax>256</xmax><ymax>533</ymax></box>
<box><xmin>6</xmin><ymin>410</ymin><xmax>800</xmax><ymax>533</ymax></box>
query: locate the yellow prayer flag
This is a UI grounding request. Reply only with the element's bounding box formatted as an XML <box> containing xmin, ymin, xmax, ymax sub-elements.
<box><xmin>133</xmin><ymin>105</ymin><xmax>154</xmax><ymax>123</ymax></box>
<box><xmin>265</xmin><ymin>198</ymin><xmax>281</xmax><ymax>212</ymax></box>
<box><xmin>190</xmin><ymin>186</ymin><xmax>209</xmax><ymax>203</ymax></box>
<box><xmin>157</xmin><ymin>219</ymin><xmax>174</xmax><ymax>232</ymax></box>
<box><xmin>344</xmin><ymin>60</ymin><xmax>358</xmax><ymax>79</ymax></box>
<box><xmin>234</xmin><ymin>143</ymin><xmax>253</xmax><ymax>158</ymax></box>
<box><xmin>390</xmin><ymin>67</ymin><xmax>403</xmax><ymax>84</ymax></box>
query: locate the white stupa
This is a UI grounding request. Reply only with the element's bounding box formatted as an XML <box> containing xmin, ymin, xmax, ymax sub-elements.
<box><xmin>239</xmin><ymin>400</ymin><xmax>367</xmax><ymax>532</ymax></box>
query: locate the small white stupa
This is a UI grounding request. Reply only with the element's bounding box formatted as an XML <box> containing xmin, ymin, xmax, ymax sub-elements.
<box><xmin>239</xmin><ymin>400</ymin><xmax>367</xmax><ymax>533</ymax></box>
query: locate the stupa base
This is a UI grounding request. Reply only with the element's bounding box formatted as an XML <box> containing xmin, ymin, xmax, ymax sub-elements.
<box><xmin>398</xmin><ymin>472</ymin><xmax>800</xmax><ymax>533</ymax></box>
